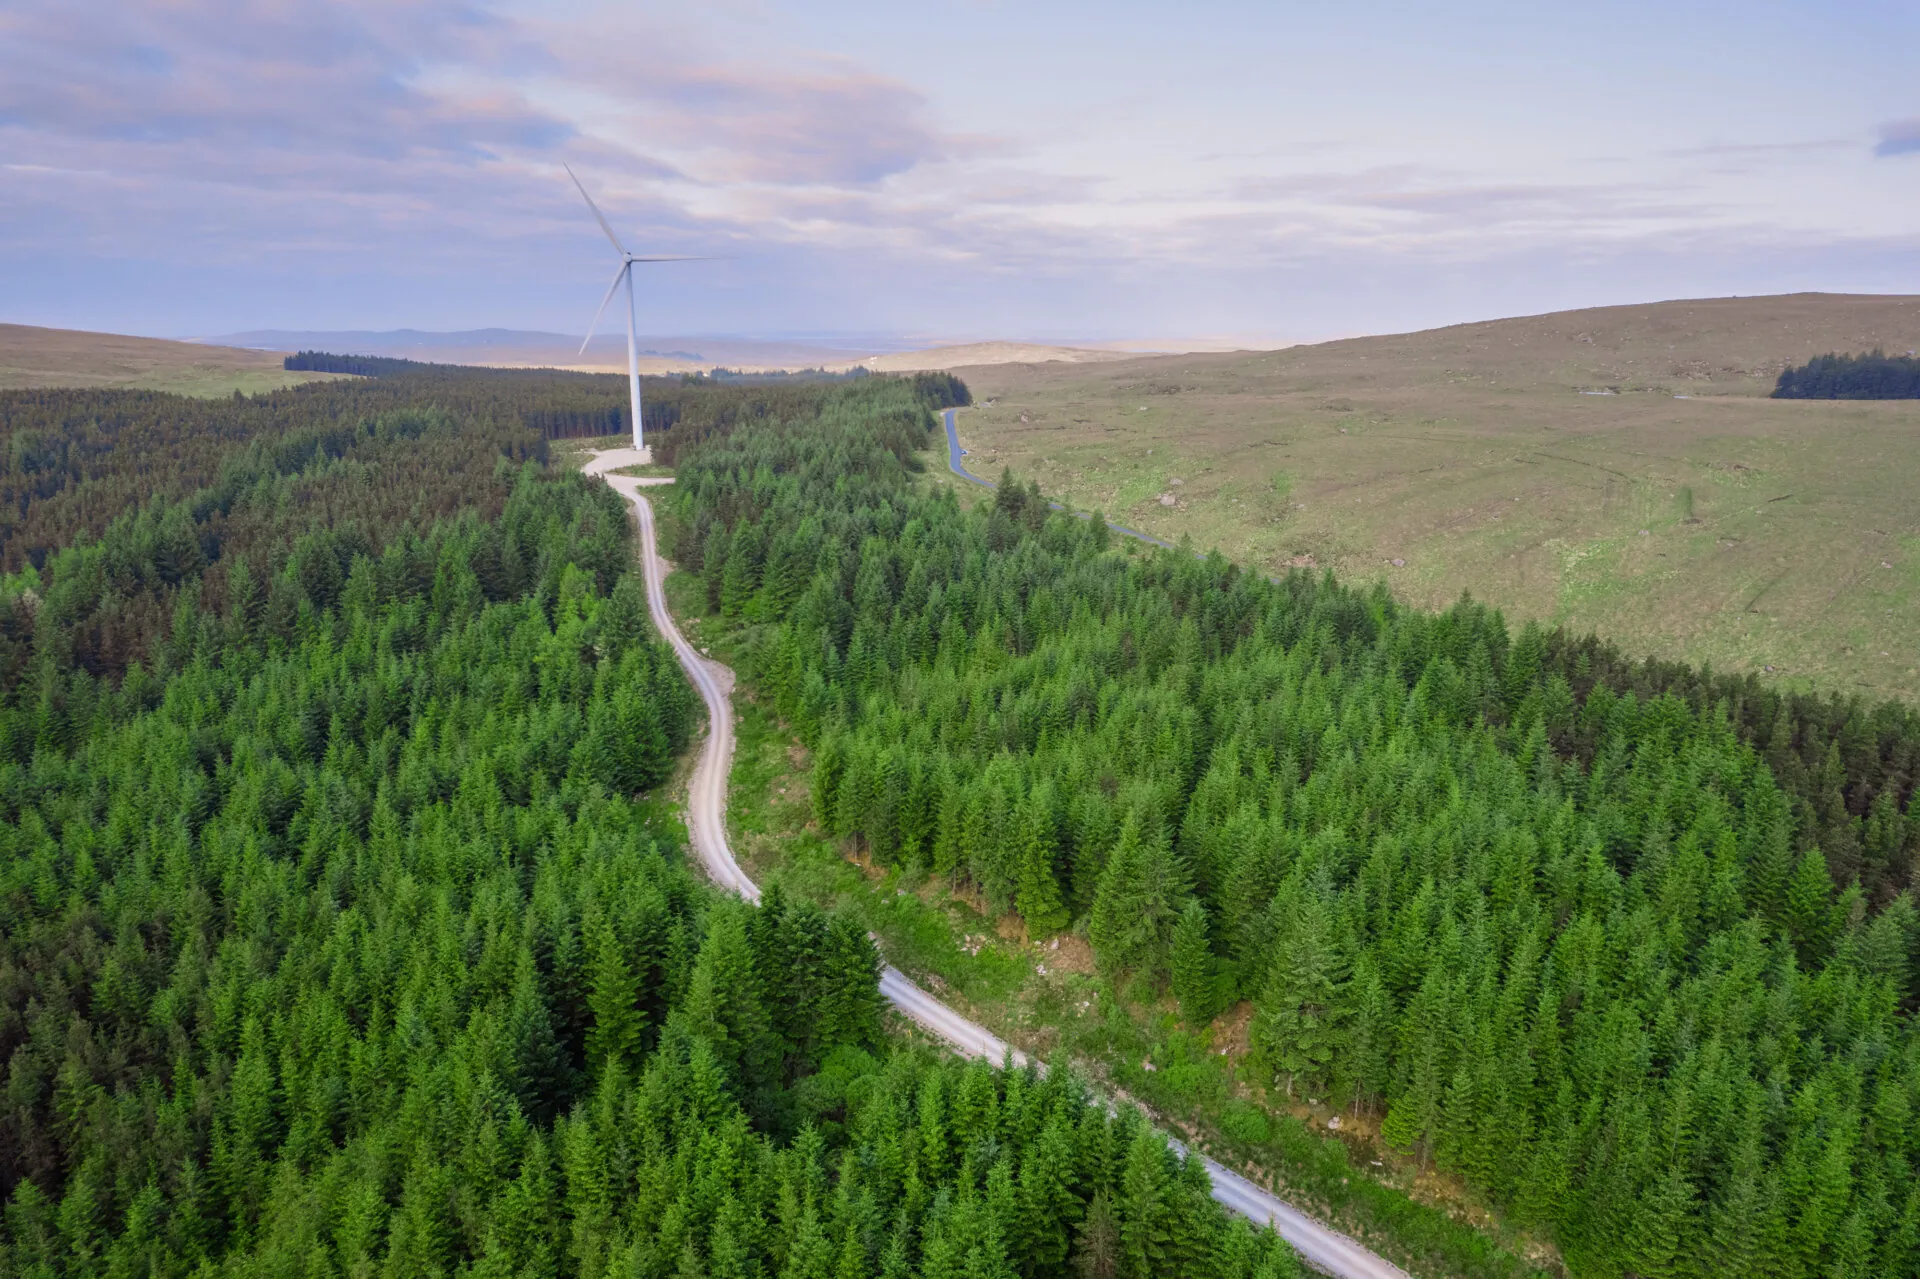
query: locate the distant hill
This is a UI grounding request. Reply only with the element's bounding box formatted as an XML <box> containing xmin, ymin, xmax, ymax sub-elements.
<box><xmin>0</xmin><ymin>324</ymin><xmax>349</xmax><ymax>397</ymax></box>
<box><xmin>857</xmin><ymin>342</ymin><xmax>1142</xmax><ymax>372</ymax></box>
<box><xmin>197</xmin><ymin>329</ymin><xmax>1184</xmax><ymax>376</ymax></box>
<box><xmin>952</xmin><ymin>292</ymin><xmax>1920</xmax><ymax>698</ymax></box>
<box><xmin>198</xmin><ymin>329</ymin><xmax>897</xmax><ymax>375</ymax></box>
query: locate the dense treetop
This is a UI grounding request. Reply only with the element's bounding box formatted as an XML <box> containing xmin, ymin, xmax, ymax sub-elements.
<box><xmin>675</xmin><ymin>380</ymin><xmax>1920</xmax><ymax>1278</ymax></box>
<box><xmin>0</xmin><ymin>370</ymin><xmax>1300</xmax><ymax>1279</ymax></box>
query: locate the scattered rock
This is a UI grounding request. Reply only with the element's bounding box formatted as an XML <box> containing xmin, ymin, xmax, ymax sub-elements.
<box><xmin>1326</xmin><ymin>1115</ymin><xmax>1342</xmax><ymax>1131</ymax></box>
<box><xmin>1638</xmin><ymin>529</ymin><xmax>1650</xmax><ymax>537</ymax></box>
<box><xmin>1884</xmin><ymin>561</ymin><xmax>1895</xmax><ymax>569</ymax></box>
<box><xmin>1019</xmin><ymin>413</ymin><xmax>1030</xmax><ymax>424</ymax></box>
<box><xmin>1158</xmin><ymin>493</ymin><xmax>1177</xmax><ymax>507</ymax></box>
<box><xmin>1142</xmin><ymin>1060</ymin><xmax>1157</xmax><ymax>1072</ymax></box>
<box><xmin>1169</xmin><ymin>477</ymin><xmax>1185</xmax><ymax>486</ymax></box>
<box><xmin>1763</xmin><ymin>665</ymin><xmax>1776</xmax><ymax>673</ymax></box>
<box><xmin>1286</xmin><ymin>554</ymin><xmax>1317</xmax><ymax>569</ymax></box>
<box><xmin>1389</xmin><ymin>557</ymin><xmax>1406</xmax><ymax>567</ymax></box>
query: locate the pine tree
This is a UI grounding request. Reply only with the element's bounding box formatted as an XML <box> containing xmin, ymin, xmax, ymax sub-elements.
<box><xmin>1017</xmin><ymin>784</ymin><xmax>1071</xmax><ymax>935</ymax></box>
<box><xmin>1119</xmin><ymin>1131</ymin><xmax>1175</xmax><ymax>1279</ymax></box>
<box><xmin>586</xmin><ymin>914</ymin><xmax>645</xmax><ymax>1077</ymax></box>
<box><xmin>1171</xmin><ymin>899</ymin><xmax>1219</xmax><ymax>1025</ymax></box>
<box><xmin>1785</xmin><ymin>848</ymin><xmax>1837</xmax><ymax>963</ymax></box>
<box><xmin>819</xmin><ymin>912</ymin><xmax>886</xmax><ymax>1053</ymax></box>
<box><xmin>1624</xmin><ymin>1168</ymin><xmax>1694</xmax><ymax>1279</ymax></box>
<box><xmin>1072</xmin><ymin>1192</ymin><xmax>1121</xmax><ymax>1279</ymax></box>
<box><xmin>1336</xmin><ymin>956</ymin><xmax>1393</xmax><ymax>1115</ymax></box>
<box><xmin>1019</xmin><ymin>1115</ymin><xmax>1083</xmax><ymax>1275</ymax></box>
<box><xmin>681</xmin><ymin>906</ymin><xmax>777</xmax><ymax>1096</ymax></box>
<box><xmin>1088</xmin><ymin>812</ymin><xmax>1189</xmax><ymax>978</ymax></box>
<box><xmin>834</xmin><ymin>1226</ymin><xmax>868</xmax><ymax>1279</ymax></box>
<box><xmin>1251</xmin><ymin>911</ymin><xmax>1347</xmax><ymax>1099</ymax></box>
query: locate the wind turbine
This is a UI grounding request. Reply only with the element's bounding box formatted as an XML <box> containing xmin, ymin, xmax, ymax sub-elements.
<box><xmin>566</xmin><ymin>164</ymin><xmax>704</xmax><ymax>455</ymax></box>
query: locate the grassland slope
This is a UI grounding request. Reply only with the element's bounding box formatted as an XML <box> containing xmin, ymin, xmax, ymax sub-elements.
<box><xmin>0</xmin><ymin>322</ymin><xmax>349</xmax><ymax>396</ymax></box>
<box><xmin>949</xmin><ymin>292</ymin><xmax>1920</xmax><ymax>698</ymax></box>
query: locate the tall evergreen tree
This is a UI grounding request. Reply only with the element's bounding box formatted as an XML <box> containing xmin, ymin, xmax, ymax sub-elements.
<box><xmin>1170</xmin><ymin>900</ymin><xmax>1219</xmax><ymax>1025</ymax></box>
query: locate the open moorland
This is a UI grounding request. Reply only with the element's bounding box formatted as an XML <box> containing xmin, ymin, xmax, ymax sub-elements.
<box><xmin>947</xmin><ymin>293</ymin><xmax>1920</xmax><ymax>698</ymax></box>
<box><xmin>0</xmin><ymin>323</ymin><xmax>355</xmax><ymax>396</ymax></box>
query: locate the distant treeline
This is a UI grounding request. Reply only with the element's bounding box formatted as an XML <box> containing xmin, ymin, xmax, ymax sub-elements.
<box><xmin>1772</xmin><ymin>350</ymin><xmax>1920</xmax><ymax>398</ymax></box>
<box><xmin>276</xmin><ymin>350</ymin><xmax>968</xmax><ymax>436</ymax></box>
<box><xmin>693</xmin><ymin>365</ymin><xmax>872</xmax><ymax>384</ymax></box>
<box><xmin>284</xmin><ymin>350</ymin><xmax>428</xmax><ymax>376</ymax></box>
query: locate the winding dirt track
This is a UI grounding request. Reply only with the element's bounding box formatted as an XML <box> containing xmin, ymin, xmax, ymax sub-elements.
<box><xmin>584</xmin><ymin>451</ymin><xmax>1412</xmax><ymax>1279</ymax></box>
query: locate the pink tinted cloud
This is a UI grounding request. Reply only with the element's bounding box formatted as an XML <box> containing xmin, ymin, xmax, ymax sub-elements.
<box><xmin>1878</xmin><ymin>119</ymin><xmax>1920</xmax><ymax>157</ymax></box>
<box><xmin>0</xmin><ymin>0</ymin><xmax>974</xmax><ymax>266</ymax></box>
<box><xmin>543</xmin><ymin>24</ymin><xmax>968</xmax><ymax>190</ymax></box>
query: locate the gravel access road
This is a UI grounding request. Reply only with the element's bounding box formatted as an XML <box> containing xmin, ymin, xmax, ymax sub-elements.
<box><xmin>585</xmin><ymin>449</ymin><xmax>1413</xmax><ymax>1279</ymax></box>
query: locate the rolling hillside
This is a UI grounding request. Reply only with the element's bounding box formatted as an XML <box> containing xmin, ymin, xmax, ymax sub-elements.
<box><xmin>0</xmin><ymin>323</ymin><xmax>351</xmax><ymax>396</ymax></box>
<box><xmin>947</xmin><ymin>293</ymin><xmax>1920</xmax><ymax>698</ymax></box>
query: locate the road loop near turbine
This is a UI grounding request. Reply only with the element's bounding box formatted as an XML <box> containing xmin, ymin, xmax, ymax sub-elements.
<box><xmin>584</xmin><ymin>449</ymin><xmax>1411</xmax><ymax>1279</ymax></box>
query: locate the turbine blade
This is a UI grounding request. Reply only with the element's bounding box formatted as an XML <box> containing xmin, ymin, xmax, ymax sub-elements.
<box><xmin>629</xmin><ymin>254</ymin><xmax>722</xmax><ymax>262</ymax></box>
<box><xmin>580</xmin><ymin>261</ymin><xmax>629</xmax><ymax>355</ymax></box>
<box><xmin>564</xmin><ymin>163</ymin><xmax>627</xmax><ymax>256</ymax></box>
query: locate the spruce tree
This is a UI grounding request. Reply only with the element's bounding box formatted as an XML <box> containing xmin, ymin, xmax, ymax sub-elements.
<box><xmin>1017</xmin><ymin>784</ymin><xmax>1071</xmax><ymax>934</ymax></box>
<box><xmin>586</xmin><ymin>914</ymin><xmax>646</xmax><ymax>1078</ymax></box>
<box><xmin>1251</xmin><ymin>911</ymin><xmax>1347</xmax><ymax>1099</ymax></box>
<box><xmin>1088</xmin><ymin>812</ymin><xmax>1188</xmax><ymax>978</ymax></box>
<box><xmin>1171</xmin><ymin>899</ymin><xmax>1219</xmax><ymax>1025</ymax></box>
<box><xmin>1072</xmin><ymin>1192</ymin><xmax>1121</xmax><ymax>1279</ymax></box>
<box><xmin>1119</xmin><ymin>1131</ymin><xmax>1175</xmax><ymax>1279</ymax></box>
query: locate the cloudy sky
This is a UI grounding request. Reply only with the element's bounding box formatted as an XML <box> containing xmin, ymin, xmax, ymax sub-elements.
<box><xmin>3</xmin><ymin>0</ymin><xmax>1917</xmax><ymax>343</ymax></box>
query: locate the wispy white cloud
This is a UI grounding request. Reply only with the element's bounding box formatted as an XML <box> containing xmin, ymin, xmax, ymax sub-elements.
<box><xmin>0</xmin><ymin>0</ymin><xmax>1915</xmax><ymax>337</ymax></box>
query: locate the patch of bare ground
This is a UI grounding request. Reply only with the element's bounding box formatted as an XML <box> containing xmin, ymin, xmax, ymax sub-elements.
<box><xmin>1208</xmin><ymin>999</ymin><xmax>1256</xmax><ymax>1056</ymax></box>
<box><xmin>1037</xmin><ymin>931</ymin><xmax>1098</xmax><ymax>976</ymax></box>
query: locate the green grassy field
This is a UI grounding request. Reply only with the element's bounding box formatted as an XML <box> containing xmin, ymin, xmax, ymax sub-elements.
<box><xmin>950</xmin><ymin>293</ymin><xmax>1920</xmax><ymax>700</ymax></box>
<box><xmin>0</xmin><ymin>322</ymin><xmax>349</xmax><ymax>396</ymax></box>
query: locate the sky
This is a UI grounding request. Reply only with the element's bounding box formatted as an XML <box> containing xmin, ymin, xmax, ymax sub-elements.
<box><xmin>2</xmin><ymin>0</ymin><xmax>1918</xmax><ymax>345</ymax></box>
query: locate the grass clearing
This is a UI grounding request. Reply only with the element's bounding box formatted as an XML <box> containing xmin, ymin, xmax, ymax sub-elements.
<box><xmin>950</xmin><ymin>293</ymin><xmax>1920</xmax><ymax>699</ymax></box>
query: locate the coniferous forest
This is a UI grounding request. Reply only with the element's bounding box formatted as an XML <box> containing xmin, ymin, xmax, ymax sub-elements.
<box><xmin>0</xmin><ymin>373</ymin><xmax>1304</xmax><ymax>1279</ymax></box>
<box><xmin>1771</xmin><ymin>350</ymin><xmax>1920</xmax><ymax>398</ymax></box>
<box><xmin>677</xmin><ymin>382</ymin><xmax>1920</xmax><ymax>1277</ymax></box>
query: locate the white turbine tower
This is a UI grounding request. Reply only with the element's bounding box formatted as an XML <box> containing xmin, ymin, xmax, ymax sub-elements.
<box><xmin>566</xmin><ymin>165</ymin><xmax>702</xmax><ymax>457</ymax></box>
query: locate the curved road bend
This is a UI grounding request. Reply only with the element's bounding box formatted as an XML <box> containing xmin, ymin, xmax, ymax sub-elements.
<box><xmin>583</xmin><ymin>449</ymin><xmax>1410</xmax><ymax>1279</ymax></box>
